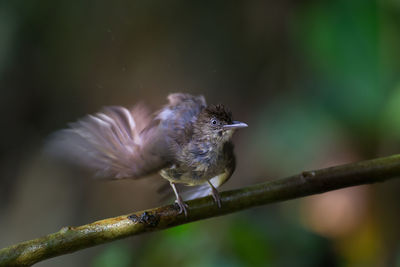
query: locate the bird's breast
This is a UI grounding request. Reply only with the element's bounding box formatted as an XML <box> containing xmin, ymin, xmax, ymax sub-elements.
<box><xmin>160</xmin><ymin>143</ymin><xmax>230</xmax><ymax>186</ymax></box>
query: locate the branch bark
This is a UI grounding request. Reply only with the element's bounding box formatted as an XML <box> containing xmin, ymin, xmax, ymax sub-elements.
<box><xmin>2</xmin><ymin>154</ymin><xmax>400</xmax><ymax>266</ymax></box>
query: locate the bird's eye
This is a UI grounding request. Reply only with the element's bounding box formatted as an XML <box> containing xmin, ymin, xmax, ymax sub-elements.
<box><xmin>212</xmin><ymin>120</ymin><xmax>217</xmax><ymax>125</ymax></box>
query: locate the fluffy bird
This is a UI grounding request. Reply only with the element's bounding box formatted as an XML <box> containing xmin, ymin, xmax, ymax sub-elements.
<box><xmin>51</xmin><ymin>93</ymin><xmax>247</xmax><ymax>215</ymax></box>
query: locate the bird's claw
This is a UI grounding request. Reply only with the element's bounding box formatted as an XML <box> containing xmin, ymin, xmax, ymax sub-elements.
<box><xmin>210</xmin><ymin>186</ymin><xmax>222</xmax><ymax>208</ymax></box>
<box><xmin>175</xmin><ymin>196</ymin><xmax>189</xmax><ymax>217</ymax></box>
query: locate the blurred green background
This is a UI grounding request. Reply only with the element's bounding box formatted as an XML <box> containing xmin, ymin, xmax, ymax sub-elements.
<box><xmin>1</xmin><ymin>0</ymin><xmax>400</xmax><ymax>266</ymax></box>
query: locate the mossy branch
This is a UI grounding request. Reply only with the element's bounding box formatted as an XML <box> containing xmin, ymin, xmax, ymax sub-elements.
<box><xmin>2</xmin><ymin>154</ymin><xmax>400</xmax><ymax>266</ymax></box>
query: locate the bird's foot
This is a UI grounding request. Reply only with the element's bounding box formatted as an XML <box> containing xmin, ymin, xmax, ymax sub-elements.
<box><xmin>210</xmin><ymin>186</ymin><xmax>222</xmax><ymax>208</ymax></box>
<box><xmin>174</xmin><ymin>196</ymin><xmax>189</xmax><ymax>217</ymax></box>
<box><xmin>170</xmin><ymin>182</ymin><xmax>189</xmax><ymax>217</ymax></box>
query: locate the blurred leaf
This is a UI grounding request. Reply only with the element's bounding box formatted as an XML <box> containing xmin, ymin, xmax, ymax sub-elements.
<box><xmin>137</xmin><ymin>221</ymin><xmax>232</xmax><ymax>267</ymax></box>
<box><xmin>0</xmin><ymin>4</ymin><xmax>19</xmax><ymax>78</ymax></box>
<box><xmin>382</xmin><ymin>85</ymin><xmax>400</xmax><ymax>138</ymax></box>
<box><xmin>253</xmin><ymin>97</ymin><xmax>344</xmax><ymax>174</ymax></box>
<box><xmin>229</xmin><ymin>219</ymin><xmax>273</xmax><ymax>266</ymax></box>
<box><xmin>92</xmin><ymin>243</ymin><xmax>133</xmax><ymax>267</ymax></box>
<box><xmin>396</xmin><ymin>248</ymin><xmax>400</xmax><ymax>267</ymax></box>
<box><xmin>132</xmin><ymin>210</ymin><xmax>337</xmax><ymax>267</ymax></box>
<box><xmin>292</xmin><ymin>0</ymin><xmax>384</xmax><ymax>129</ymax></box>
<box><xmin>338</xmin><ymin>220</ymin><xmax>381</xmax><ymax>266</ymax></box>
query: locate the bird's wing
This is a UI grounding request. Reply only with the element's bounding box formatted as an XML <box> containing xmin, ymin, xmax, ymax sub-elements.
<box><xmin>47</xmin><ymin>104</ymin><xmax>168</xmax><ymax>179</ymax></box>
<box><xmin>157</xmin><ymin>93</ymin><xmax>206</xmax><ymax>129</ymax></box>
<box><xmin>150</xmin><ymin>93</ymin><xmax>207</xmax><ymax>149</ymax></box>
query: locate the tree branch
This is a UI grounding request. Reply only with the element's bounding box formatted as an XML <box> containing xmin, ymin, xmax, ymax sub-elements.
<box><xmin>2</xmin><ymin>154</ymin><xmax>400</xmax><ymax>266</ymax></box>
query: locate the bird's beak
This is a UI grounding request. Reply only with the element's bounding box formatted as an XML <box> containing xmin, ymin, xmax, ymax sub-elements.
<box><xmin>223</xmin><ymin>121</ymin><xmax>248</xmax><ymax>129</ymax></box>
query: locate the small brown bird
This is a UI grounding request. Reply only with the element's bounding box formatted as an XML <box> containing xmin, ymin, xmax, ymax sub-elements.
<box><xmin>51</xmin><ymin>93</ymin><xmax>247</xmax><ymax>215</ymax></box>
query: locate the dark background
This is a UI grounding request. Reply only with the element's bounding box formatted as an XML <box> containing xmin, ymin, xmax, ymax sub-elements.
<box><xmin>1</xmin><ymin>1</ymin><xmax>400</xmax><ymax>266</ymax></box>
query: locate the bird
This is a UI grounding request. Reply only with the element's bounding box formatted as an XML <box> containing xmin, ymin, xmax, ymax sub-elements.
<box><xmin>50</xmin><ymin>93</ymin><xmax>247</xmax><ymax>216</ymax></box>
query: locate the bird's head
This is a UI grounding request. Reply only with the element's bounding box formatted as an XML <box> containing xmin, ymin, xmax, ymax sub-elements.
<box><xmin>195</xmin><ymin>104</ymin><xmax>248</xmax><ymax>143</ymax></box>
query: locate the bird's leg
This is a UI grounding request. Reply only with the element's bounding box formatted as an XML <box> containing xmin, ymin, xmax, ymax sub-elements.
<box><xmin>170</xmin><ymin>182</ymin><xmax>188</xmax><ymax>216</ymax></box>
<box><xmin>207</xmin><ymin>181</ymin><xmax>222</xmax><ymax>208</ymax></box>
